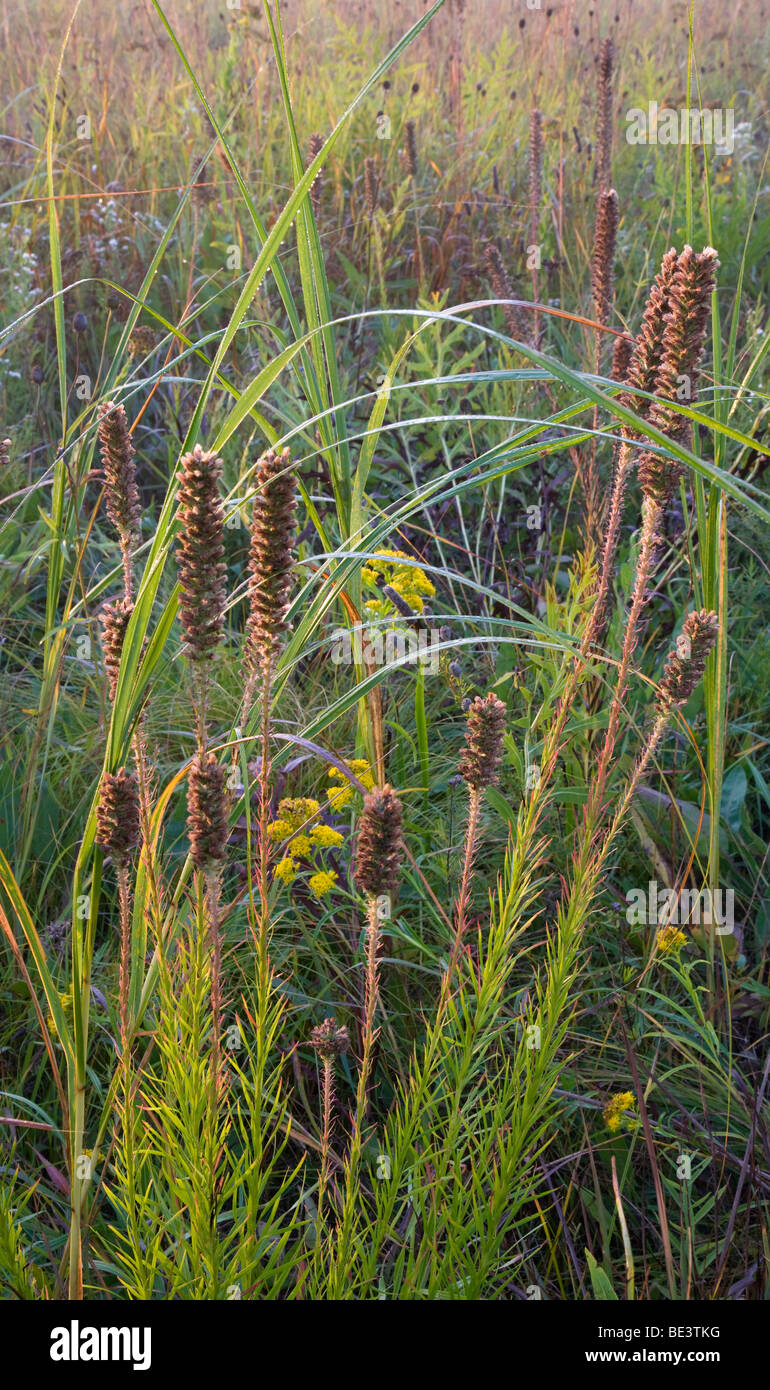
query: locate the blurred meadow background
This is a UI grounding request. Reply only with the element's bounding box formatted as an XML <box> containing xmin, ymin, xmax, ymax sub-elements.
<box><xmin>1</xmin><ymin>0</ymin><xmax>769</xmax><ymax>1301</ymax></box>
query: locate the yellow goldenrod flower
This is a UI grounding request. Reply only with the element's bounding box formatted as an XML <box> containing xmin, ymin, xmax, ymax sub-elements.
<box><xmin>328</xmin><ymin>782</ymin><xmax>354</xmax><ymax>812</ymax></box>
<box><xmin>308</xmin><ymin>869</ymin><xmax>337</xmax><ymax>898</ymax></box>
<box><xmin>310</xmin><ymin>823</ymin><xmax>345</xmax><ymax>848</ymax></box>
<box><xmin>361</xmin><ymin>550</ymin><xmax>435</xmax><ymax>617</ymax></box>
<box><xmin>289</xmin><ymin>832</ymin><xmax>313</xmax><ymax>857</ymax></box>
<box><xmin>602</xmin><ymin>1091</ymin><xmax>637</xmax><ymax>1134</ymax></box>
<box><xmin>657</xmin><ymin>923</ymin><xmax>687</xmax><ymax>954</ymax></box>
<box><xmin>267</xmin><ymin>818</ymin><xmax>292</xmax><ymax>842</ymax></box>
<box><xmin>276</xmin><ymin>797</ymin><xmax>320</xmax><ymax>833</ymax></box>
<box><xmin>274</xmin><ymin>856</ymin><xmax>298</xmax><ymax>885</ymax></box>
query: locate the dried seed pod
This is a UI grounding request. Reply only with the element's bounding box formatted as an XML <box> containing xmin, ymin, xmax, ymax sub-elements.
<box><xmin>96</xmin><ymin>768</ymin><xmax>140</xmax><ymax>860</ymax></box>
<box><xmin>99</xmin><ymin>596</ymin><xmax>134</xmax><ymax>702</ymax></box>
<box><xmin>187</xmin><ymin>751</ymin><xmax>229</xmax><ymax>868</ymax></box>
<box><xmin>0</xmin><ymin>438</ymin><xmax>10</xmax><ymax>469</ymax></box>
<box><xmin>591</xmin><ymin>188</ymin><xmax>618</xmax><ymax>328</ymax></box>
<box><xmin>97</xmin><ymin>401</ymin><xmax>141</xmax><ymax>547</ymax></box>
<box><xmin>458</xmin><ymin>692</ymin><xmax>506</xmax><ymax>790</ymax></box>
<box><xmin>354</xmin><ymin>784</ymin><xmax>404</xmax><ymax>898</ymax></box>
<box><xmin>176</xmin><ymin>445</ymin><xmax>227</xmax><ymax>660</ymax></box>
<box><xmin>245</xmin><ymin>447</ymin><xmax>298</xmax><ymax>677</ymax></box>
<box><xmin>656</xmin><ymin>609</ymin><xmax>719</xmax><ymax>710</ymax></box>
<box><xmin>310</xmin><ymin>1017</ymin><xmax>350</xmax><ymax>1059</ymax></box>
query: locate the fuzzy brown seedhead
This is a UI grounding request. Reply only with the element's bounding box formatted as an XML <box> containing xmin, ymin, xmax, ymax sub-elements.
<box><xmin>610</xmin><ymin>333</ymin><xmax>634</xmax><ymax>384</ymax></box>
<box><xmin>0</xmin><ymin>438</ymin><xmax>10</xmax><ymax>469</ymax></box>
<box><xmin>591</xmin><ymin>187</ymin><xmax>618</xmax><ymax>327</ymax></box>
<box><xmin>99</xmin><ymin>596</ymin><xmax>134</xmax><ymax>702</ymax></box>
<box><xmin>459</xmin><ymin>691</ymin><xmax>506</xmax><ymax>791</ymax></box>
<box><xmin>187</xmin><ymin>751</ymin><xmax>229</xmax><ymax>868</ymax></box>
<box><xmin>657</xmin><ymin>609</ymin><xmax>719</xmax><ymax>711</ymax></box>
<box><xmin>639</xmin><ymin>245</ymin><xmax>719</xmax><ymax>504</ymax></box>
<box><xmin>354</xmin><ymin>784</ymin><xmax>404</xmax><ymax>898</ymax></box>
<box><xmin>308</xmin><ymin>132</ymin><xmax>324</xmax><ymax>216</ymax></box>
<box><xmin>245</xmin><ymin>447</ymin><xmax>298</xmax><ymax>677</ymax></box>
<box><xmin>620</xmin><ymin>248</ymin><xmax>679</xmax><ymax>424</ymax></box>
<box><xmin>98</xmin><ymin>401</ymin><xmax>141</xmax><ymax>547</ymax></box>
<box><xmin>176</xmin><ymin>445</ymin><xmax>227</xmax><ymax>661</ymax></box>
<box><xmin>364</xmin><ymin>156</ymin><xmax>378</xmax><ymax>216</ymax></box>
<box><xmin>595</xmin><ymin>36</ymin><xmax>614</xmax><ymax>192</ymax></box>
<box><xmin>528</xmin><ymin>108</ymin><xmax>543</xmax><ymax>239</ymax></box>
<box><xmin>96</xmin><ymin>768</ymin><xmax>140</xmax><ymax>860</ymax></box>
<box><xmin>484</xmin><ymin>242</ymin><xmax>529</xmax><ymax>343</ymax></box>
<box><xmin>404</xmin><ymin>119</ymin><xmax>418</xmax><ymax>178</ymax></box>
<box><xmin>310</xmin><ymin>1017</ymin><xmax>350</xmax><ymax>1060</ymax></box>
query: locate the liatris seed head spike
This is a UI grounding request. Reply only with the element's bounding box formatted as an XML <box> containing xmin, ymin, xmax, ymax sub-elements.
<box><xmin>458</xmin><ymin>691</ymin><xmax>507</xmax><ymax>790</ymax></box>
<box><xmin>354</xmin><ymin>784</ymin><xmax>404</xmax><ymax>898</ymax></box>
<box><xmin>187</xmin><ymin>751</ymin><xmax>229</xmax><ymax>868</ymax></box>
<box><xmin>595</xmin><ymin>36</ymin><xmax>614</xmax><ymax>192</ymax></box>
<box><xmin>648</xmin><ymin>245</ymin><xmax>719</xmax><ymax>434</ymax></box>
<box><xmin>97</xmin><ymin>401</ymin><xmax>141</xmax><ymax>546</ymax></box>
<box><xmin>591</xmin><ymin>187</ymin><xmax>618</xmax><ymax>327</ymax></box>
<box><xmin>96</xmin><ymin>768</ymin><xmax>140</xmax><ymax>860</ymax></box>
<box><xmin>364</xmin><ymin>156</ymin><xmax>378</xmax><ymax>216</ymax></box>
<box><xmin>245</xmin><ymin>447</ymin><xmax>298</xmax><ymax>677</ymax></box>
<box><xmin>310</xmin><ymin>1017</ymin><xmax>350</xmax><ymax>1059</ymax></box>
<box><xmin>404</xmin><ymin>119</ymin><xmax>418</xmax><ymax>178</ymax></box>
<box><xmin>621</xmin><ymin>247</ymin><xmax>679</xmax><ymax>423</ymax></box>
<box><xmin>639</xmin><ymin>245</ymin><xmax>719</xmax><ymax>504</ymax></box>
<box><xmin>611</xmin><ymin>332</ymin><xmax>634</xmax><ymax>383</ymax></box>
<box><xmin>176</xmin><ymin>444</ymin><xmax>227</xmax><ymax>661</ymax></box>
<box><xmin>484</xmin><ymin>242</ymin><xmax>529</xmax><ymax>343</ymax></box>
<box><xmin>528</xmin><ymin>108</ymin><xmax>543</xmax><ymax>240</ymax></box>
<box><xmin>99</xmin><ymin>596</ymin><xmax>134</xmax><ymax>702</ymax></box>
<box><xmin>308</xmin><ymin>132</ymin><xmax>324</xmax><ymax>216</ymax></box>
<box><xmin>656</xmin><ymin>609</ymin><xmax>719</xmax><ymax>711</ymax></box>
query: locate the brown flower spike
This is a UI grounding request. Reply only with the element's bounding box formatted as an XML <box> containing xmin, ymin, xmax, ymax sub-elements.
<box><xmin>458</xmin><ymin>692</ymin><xmax>506</xmax><ymax>791</ymax></box>
<box><xmin>591</xmin><ymin>188</ymin><xmax>619</xmax><ymax>328</ymax></box>
<box><xmin>620</xmin><ymin>247</ymin><xmax>679</xmax><ymax>424</ymax></box>
<box><xmin>97</xmin><ymin>402</ymin><xmax>141</xmax><ymax>548</ymax></box>
<box><xmin>187</xmin><ymin>752</ymin><xmax>229</xmax><ymax>868</ymax></box>
<box><xmin>638</xmin><ymin>246</ymin><xmax>719</xmax><ymax>503</ymax></box>
<box><xmin>100</xmin><ymin>596</ymin><xmax>134</xmax><ymax>702</ymax></box>
<box><xmin>656</xmin><ymin>610</ymin><xmax>719</xmax><ymax>710</ymax></box>
<box><xmin>354</xmin><ymin>785</ymin><xmax>404</xmax><ymax>898</ymax></box>
<box><xmin>176</xmin><ymin>445</ymin><xmax>227</xmax><ymax>660</ymax></box>
<box><xmin>310</xmin><ymin>1017</ymin><xmax>350</xmax><ymax>1059</ymax></box>
<box><xmin>96</xmin><ymin>768</ymin><xmax>140</xmax><ymax>860</ymax></box>
<box><xmin>245</xmin><ymin>447</ymin><xmax>298</xmax><ymax>677</ymax></box>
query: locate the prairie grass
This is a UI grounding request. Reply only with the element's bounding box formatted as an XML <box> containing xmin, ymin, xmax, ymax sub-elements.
<box><xmin>0</xmin><ymin>0</ymin><xmax>769</xmax><ymax>1303</ymax></box>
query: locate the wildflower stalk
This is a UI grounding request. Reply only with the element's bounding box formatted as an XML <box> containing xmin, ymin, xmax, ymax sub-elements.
<box><xmin>176</xmin><ymin>444</ymin><xmax>228</xmax><ymax>1078</ymax></box>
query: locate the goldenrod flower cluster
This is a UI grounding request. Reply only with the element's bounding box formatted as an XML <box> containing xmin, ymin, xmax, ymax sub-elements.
<box><xmin>327</xmin><ymin>759</ymin><xmax>375</xmax><ymax>812</ymax></box>
<box><xmin>656</xmin><ymin>923</ymin><xmax>687</xmax><ymax>954</ymax></box>
<box><xmin>268</xmin><ymin>796</ymin><xmax>344</xmax><ymax>896</ymax></box>
<box><xmin>362</xmin><ymin>549</ymin><xmax>435</xmax><ymax>619</ymax></box>
<box><xmin>602</xmin><ymin>1090</ymin><xmax>637</xmax><ymax>1134</ymax></box>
